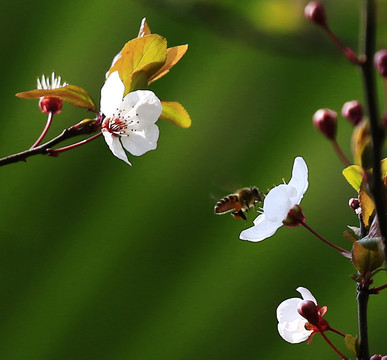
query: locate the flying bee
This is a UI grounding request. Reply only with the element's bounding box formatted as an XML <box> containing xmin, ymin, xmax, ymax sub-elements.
<box><xmin>214</xmin><ymin>187</ymin><xmax>262</xmax><ymax>221</ymax></box>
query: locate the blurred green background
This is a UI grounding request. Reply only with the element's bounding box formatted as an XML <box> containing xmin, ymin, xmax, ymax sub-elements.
<box><xmin>0</xmin><ymin>0</ymin><xmax>386</xmax><ymax>359</ymax></box>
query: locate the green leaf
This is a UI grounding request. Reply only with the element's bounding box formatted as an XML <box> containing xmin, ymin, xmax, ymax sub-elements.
<box><xmin>342</xmin><ymin>165</ymin><xmax>363</xmax><ymax>191</ymax></box>
<box><xmin>344</xmin><ymin>334</ymin><xmax>359</xmax><ymax>356</ymax></box>
<box><xmin>359</xmin><ymin>182</ymin><xmax>374</xmax><ymax>227</ymax></box>
<box><xmin>16</xmin><ymin>85</ymin><xmax>98</xmax><ymax>113</ymax></box>
<box><xmin>160</xmin><ymin>100</ymin><xmax>192</xmax><ymax>128</ymax></box>
<box><xmin>352</xmin><ymin>240</ymin><xmax>384</xmax><ymax>275</ymax></box>
<box><xmin>107</xmin><ymin>34</ymin><xmax>167</xmax><ymax>95</ymax></box>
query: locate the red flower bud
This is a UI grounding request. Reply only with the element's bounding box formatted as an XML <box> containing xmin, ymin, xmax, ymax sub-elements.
<box><xmin>341</xmin><ymin>100</ymin><xmax>363</xmax><ymax>126</ymax></box>
<box><xmin>370</xmin><ymin>355</ymin><xmax>382</xmax><ymax>360</ymax></box>
<box><xmin>348</xmin><ymin>198</ymin><xmax>360</xmax><ymax>210</ymax></box>
<box><xmin>297</xmin><ymin>300</ymin><xmax>320</xmax><ymax>326</ymax></box>
<box><xmin>39</xmin><ymin>96</ymin><xmax>63</xmax><ymax>114</ymax></box>
<box><xmin>313</xmin><ymin>108</ymin><xmax>337</xmax><ymax>140</ymax></box>
<box><xmin>304</xmin><ymin>2</ymin><xmax>327</xmax><ymax>26</ymax></box>
<box><xmin>374</xmin><ymin>50</ymin><xmax>387</xmax><ymax>77</ymax></box>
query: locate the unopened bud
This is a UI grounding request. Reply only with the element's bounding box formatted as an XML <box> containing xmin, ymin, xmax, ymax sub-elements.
<box><xmin>370</xmin><ymin>355</ymin><xmax>382</xmax><ymax>360</ymax></box>
<box><xmin>304</xmin><ymin>2</ymin><xmax>327</xmax><ymax>26</ymax></box>
<box><xmin>297</xmin><ymin>300</ymin><xmax>319</xmax><ymax>325</ymax></box>
<box><xmin>341</xmin><ymin>100</ymin><xmax>363</xmax><ymax>126</ymax></box>
<box><xmin>348</xmin><ymin>198</ymin><xmax>360</xmax><ymax>210</ymax></box>
<box><xmin>39</xmin><ymin>96</ymin><xmax>63</xmax><ymax>114</ymax></box>
<box><xmin>374</xmin><ymin>50</ymin><xmax>387</xmax><ymax>77</ymax></box>
<box><xmin>313</xmin><ymin>108</ymin><xmax>337</xmax><ymax>140</ymax></box>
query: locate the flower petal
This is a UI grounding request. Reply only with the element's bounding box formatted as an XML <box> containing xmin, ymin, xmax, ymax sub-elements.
<box><xmin>100</xmin><ymin>71</ymin><xmax>125</xmax><ymax>117</ymax></box>
<box><xmin>276</xmin><ymin>298</ymin><xmax>303</xmax><ymax>322</ymax></box>
<box><xmin>121</xmin><ymin>90</ymin><xmax>162</xmax><ymax>123</ymax></box>
<box><xmin>239</xmin><ymin>213</ymin><xmax>283</xmax><ymax>242</ymax></box>
<box><xmin>263</xmin><ymin>184</ymin><xmax>297</xmax><ymax>222</ymax></box>
<box><xmin>288</xmin><ymin>157</ymin><xmax>309</xmax><ymax>203</ymax></box>
<box><xmin>296</xmin><ymin>287</ymin><xmax>317</xmax><ymax>304</ymax></box>
<box><xmin>278</xmin><ymin>320</ymin><xmax>311</xmax><ymax>344</ymax></box>
<box><xmin>120</xmin><ymin>124</ymin><xmax>159</xmax><ymax>156</ymax></box>
<box><xmin>102</xmin><ymin>131</ymin><xmax>131</xmax><ymax>165</ymax></box>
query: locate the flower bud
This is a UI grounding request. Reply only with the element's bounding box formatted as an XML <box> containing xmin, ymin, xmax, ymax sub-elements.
<box><xmin>297</xmin><ymin>300</ymin><xmax>319</xmax><ymax>326</ymax></box>
<box><xmin>348</xmin><ymin>198</ymin><xmax>361</xmax><ymax>214</ymax></box>
<box><xmin>39</xmin><ymin>96</ymin><xmax>63</xmax><ymax>114</ymax></box>
<box><xmin>304</xmin><ymin>2</ymin><xmax>327</xmax><ymax>26</ymax></box>
<box><xmin>313</xmin><ymin>108</ymin><xmax>337</xmax><ymax>140</ymax></box>
<box><xmin>341</xmin><ymin>100</ymin><xmax>363</xmax><ymax>126</ymax></box>
<box><xmin>370</xmin><ymin>355</ymin><xmax>382</xmax><ymax>360</ymax></box>
<box><xmin>374</xmin><ymin>50</ymin><xmax>387</xmax><ymax>77</ymax></box>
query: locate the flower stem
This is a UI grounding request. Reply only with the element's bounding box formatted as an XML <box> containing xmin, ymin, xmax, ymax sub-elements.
<box><xmin>0</xmin><ymin>119</ymin><xmax>100</xmax><ymax>167</ymax></box>
<box><xmin>357</xmin><ymin>282</ymin><xmax>370</xmax><ymax>360</ymax></box>
<box><xmin>31</xmin><ymin>112</ymin><xmax>54</xmax><ymax>148</ymax></box>
<box><xmin>331</xmin><ymin>139</ymin><xmax>352</xmax><ymax>167</ymax></box>
<box><xmin>49</xmin><ymin>132</ymin><xmax>102</xmax><ymax>156</ymax></box>
<box><xmin>299</xmin><ymin>220</ymin><xmax>350</xmax><ymax>256</ymax></box>
<box><xmin>322</xmin><ymin>24</ymin><xmax>361</xmax><ymax>65</ymax></box>
<box><xmin>328</xmin><ymin>327</ymin><xmax>347</xmax><ymax>338</ymax></box>
<box><xmin>319</xmin><ymin>328</ymin><xmax>350</xmax><ymax>360</ymax></box>
<box><xmin>360</xmin><ymin>0</ymin><xmax>387</xmax><ymax>265</ymax></box>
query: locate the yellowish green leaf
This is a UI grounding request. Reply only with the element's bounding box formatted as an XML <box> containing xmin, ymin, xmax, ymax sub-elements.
<box><xmin>107</xmin><ymin>34</ymin><xmax>167</xmax><ymax>94</ymax></box>
<box><xmin>138</xmin><ymin>18</ymin><xmax>151</xmax><ymax>37</ymax></box>
<box><xmin>342</xmin><ymin>165</ymin><xmax>363</xmax><ymax>191</ymax></box>
<box><xmin>16</xmin><ymin>85</ymin><xmax>98</xmax><ymax>112</ymax></box>
<box><xmin>351</xmin><ymin>120</ymin><xmax>371</xmax><ymax>167</ymax></box>
<box><xmin>160</xmin><ymin>101</ymin><xmax>192</xmax><ymax>128</ymax></box>
<box><xmin>149</xmin><ymin>45</ymin><xmax>188</xmax><ymax>83</ymax></box>
<box><xmin>344</xmin><ymin>334</ymin><xmax>359</xmax><ymax>357</ymax></box>
<box><xmin>352</xmin><ymin>240</ymin><xmax>384</xmax><ymax>275</ymax></box>
<box><xmin>359</xmin><ymin>182</ymin><xmax>374</xmax><ymax>227</ymax></box>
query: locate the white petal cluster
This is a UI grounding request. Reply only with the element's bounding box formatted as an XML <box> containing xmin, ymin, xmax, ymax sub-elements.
<box><xmin>100</xmin><ymin>71</ymin><xmax>162</xmax><ymax>165</ymax></box>
<box><xmin>37</xmin><ymin>72</ymin><xmax>67</xmax><ymax>90</ymax></box>
<box><xmin>239</xmin><ymin>157</ymin><xmax>308</xmax><ymax>242</ymax></box>
<box><xmin>276</xmin><ymin>287</ymin><xmax>316</xmax><ymax>344</ymax></box>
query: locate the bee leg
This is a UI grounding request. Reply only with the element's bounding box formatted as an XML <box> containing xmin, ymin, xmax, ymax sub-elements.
<box><xmin>232</xmin><ymin>210</ymin><xmax>247</xmax><ymax>221</ymax></box>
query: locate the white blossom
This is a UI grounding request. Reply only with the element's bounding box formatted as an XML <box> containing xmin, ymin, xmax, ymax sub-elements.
<box><xmin>100</xmin><ymin>71</ymin><xmax>162</xmax><ymax>165</ymax></box>
<box><xmin>276</xmin><ymin>287</ymin><xmax>317</xmax><ymax>344</ymax></box>
<box><xmin>239</xmin><ymin>157</ymin><xmax>308</xmax><ymax>242</ymax></box>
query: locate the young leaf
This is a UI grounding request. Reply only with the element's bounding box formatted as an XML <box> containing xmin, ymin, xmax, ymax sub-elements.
<box><xmin>343</xmin><ymin>229</ymin><xmax>358</xmax><ymax>243</ymax></box>
<box><xmin>351</xmin><ymin>121</ymin><xmax>371</xmax><ymax>168</ymax></box>
<box><xmin>16</xmin><ymin>85</ymin><xmax>98</xmax><ymax>113</ymax></box>
<box><xmin>352</xmin><ymin>240</ymin><xmax>384</xmax><ymax>275</ymax></box>
<box><xmin>359</xmin><ymin>182</ymin><xmax>374</xmax><ymax>227</ymax></box>
<box><xmin>107</xmin><ymin>35</ymin><xmax>167</xmax><ymax>94</ymax></box>
<box><xmin>160</xmin><ymin>101</ymin><xmax>192</xmax><ymax>128</ymax></box>
<box><xmin>344</xmin><ymin>334</ymin><xmax>359</xmax><ymax>357</ymax></box>
<box><xmin>342</xmin><ymin>165</ymin><xmax>363</xmax><ymax>191</ymax></box>
<box><xmin>138</xmin><ymin>18</ymin><xmax>151</xmax><ymax>37</ymax></box>
<box><xmin>149</xmin><ymin>45</ymin><xmax>188</xmax><ymax>83</ymax></box>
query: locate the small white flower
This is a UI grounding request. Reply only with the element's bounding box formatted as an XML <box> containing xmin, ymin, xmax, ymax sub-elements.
<box><xmin>239</xmin><ymin>157</ymin><xmax>308</xmax><ymax>242</ymax></box>
<box><xmin>37</xmin><ymin>72</ymin><xmax>67</xmax><ymax>90</ymax></box>
<box><xmin>100</xmin><ymin>71</ymin><xmax>162</xmax><ymax>165</ymax></box>
<box><xmin>276</xmin><ymin>287</ymin><xmax>317</xmax><ymax>344</ymax></box>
